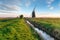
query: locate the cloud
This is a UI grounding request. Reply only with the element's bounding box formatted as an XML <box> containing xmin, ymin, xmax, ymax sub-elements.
<box><xmin>0</xmin><ymin>4</ymin><xmax>21</xmax><ymax>11</ymax></box>
<box><xmin>47</xmin><ymin>4</ymin><xmax>54</xmax><ymax>10</ymax></box>
<box><xmin>6</xmin><ymin>5</ymin><xmax>21</xmax><ymax>11</ymax></box>
<box><xmin>58</xmin><ymin>3</ymin><xmax>60</xmax><ymax>7</ymax></box>
<box><xmin>25</xmin><ymin>0</ymin><xmax>36</xmax><ymax>7</ymax></box>
<box><xmin>46</xmin><ymin>0</ymin><xmax>54</xmax><ymax>4</ymax></box>
<box><xmin>0</xmin><ymin>10</ymin><xmax>12</xmax><ymax>13</ymax></box>
<box><xmin>49</xmin><ymin>6</ymin><xmax>54</xmax><ymax>10</ymax></box>
<box><xmin>47</xmin><ymin>5</ymin><xmax>51</xmax><ymax>7</ymax></box>
<box><xmin>0</xmin><ymin>0</ymin><xmax>22</xmax><ymax>13</ymax></box>
<box><xmin>25</xmin><ymin>0</ymin><xmax>31</xmax><ymax>7</ymax></box>
<box><xmin>46</xmin><ymin>0</ymin><xmax>55</xmax><ymax>10</ymax></box>
<box><xmin>0</xmin><ymin>0</ymin><xmax>21</xmax><ymax>5</ymax></box>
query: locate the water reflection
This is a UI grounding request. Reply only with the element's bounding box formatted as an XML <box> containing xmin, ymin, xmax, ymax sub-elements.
<box><xmin>27</xmin><ymin>21</ymin><xmax>55</xmax><ymax>40</ymax></box>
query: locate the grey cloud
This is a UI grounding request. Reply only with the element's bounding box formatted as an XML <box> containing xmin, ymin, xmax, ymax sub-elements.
<box><xmin>0</xmin><ymin>10</ymin><xmax>11</xmax><ymax>13</ymax></box>
<box><xmin>0</xmin><ymin>4</ymin><xmax>19</xmax><ymax>11</ymax></box>
<box><xmin>0</xmin><ymin>0</ymin><xmax>22</xmax><ymax>13</ymax></box>
<box><xmin>0</xmin><ymin>0</ymin><xmax>32</xmax><ymax>13</ymax></box>
<box><xmin>0</xmin><ymin>0</ymin><xmax>21</xmax><ymax>5</ymax></box>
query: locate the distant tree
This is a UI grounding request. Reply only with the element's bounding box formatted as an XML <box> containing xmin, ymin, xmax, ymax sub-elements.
<box><xmin>20</xmin><ymin>15</ymin><xmax>23</xmax><ymax>18</ymax></box>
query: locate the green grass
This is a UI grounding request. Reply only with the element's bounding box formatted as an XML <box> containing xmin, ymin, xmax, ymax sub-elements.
<box><xmin>30</xmin><ymin>18</ymin><xmax>60</xmax><ymax>30</ymax></box>
<box><xmin>29</xmin><ymin>18</ymin><xmax>60</xmax><ymax>36</ymax></box>
<box><xmin>0</xmin><ymin>18</ymin><xmax>40</xmax><ymax>40</ymax></box>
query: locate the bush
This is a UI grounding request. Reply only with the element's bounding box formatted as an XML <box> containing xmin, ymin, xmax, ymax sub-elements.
<box><xmin>20</xmin><ymin>15</ymin><xmax>23</xmax><ymax>19</ymax></box>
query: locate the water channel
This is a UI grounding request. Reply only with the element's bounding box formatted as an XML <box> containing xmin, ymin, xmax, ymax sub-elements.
<box><xmin>26</xmin><ymin>21</ymin><xmax>55</xmax><ymax>40</ymax></box>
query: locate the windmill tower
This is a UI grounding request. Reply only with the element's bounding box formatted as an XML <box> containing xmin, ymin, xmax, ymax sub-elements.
<box><xmin>32</xmin><ymin>7</ymin><xmax>36</xmax><ymax>18</ymax></box>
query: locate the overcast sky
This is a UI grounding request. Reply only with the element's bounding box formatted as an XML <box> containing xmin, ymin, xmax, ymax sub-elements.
<box><xmin>0</xmin><ymin>0</ymin><xmax>60</xmax><ymax>17</ymax></box>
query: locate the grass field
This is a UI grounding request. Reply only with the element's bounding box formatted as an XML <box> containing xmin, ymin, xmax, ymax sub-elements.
<box><xmin>30</xmin><ymin>18</ymin><xmax>60</xmax><ymax>29</ymax></box>
<box><xmin>29</xmin><ymin>18</ymin><xmax>60</xmax><ymax>39</ymax></box>
<box><xmin>0</xmin><ymin>18</ymin><xmax>40</xmax><ymax>40</ymax></box>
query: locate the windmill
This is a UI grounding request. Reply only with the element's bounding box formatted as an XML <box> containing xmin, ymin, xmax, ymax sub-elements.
<box><xmin>32</xmin><ymin>7</ymin><xmax>36</xmax><ymax>18</ymax></box>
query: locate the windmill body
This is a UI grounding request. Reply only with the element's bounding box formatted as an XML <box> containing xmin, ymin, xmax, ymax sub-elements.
<box><xmin>32</xmin><ymin>8</ymin><xmax>36</xmax><ymax>18</ymax></box>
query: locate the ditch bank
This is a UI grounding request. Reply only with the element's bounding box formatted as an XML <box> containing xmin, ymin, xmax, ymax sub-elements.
<box><xmin>26</xmin><ymin>20</ymin><xmax>55</xmax><ymax>40</ymax></box>
<box><xmin>26</xmin><ymin>20</ymin><xmax>60</xmax><ymax>40</ymax></box>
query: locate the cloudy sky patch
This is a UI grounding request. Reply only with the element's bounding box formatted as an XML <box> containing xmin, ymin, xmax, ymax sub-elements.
<box><xmin>0</xmin><ymin>0</ymin><xmax>60</xmax><ymax>17</ymax></box>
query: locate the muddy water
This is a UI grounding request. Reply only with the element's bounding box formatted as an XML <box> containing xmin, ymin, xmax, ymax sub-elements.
<box><xmin>27</xmin><ymin>21</ymin><xmax>55</xmax><ymax>40</ymax></box>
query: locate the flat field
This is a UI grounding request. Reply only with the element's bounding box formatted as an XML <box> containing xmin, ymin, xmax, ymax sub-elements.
<box><xmin>30</xmin><ymin>18</ymin><xmax>60</xmax><ymax>30</ymax></box>
<box><xmin>29</xmin><ymin>18</ymin><xmax>60</xmax><ymax>39</ymax></box>
<box><xmin>0</xmin><ymin>18</ymin><xmax>40</xmax><ymax>40</ymax></box>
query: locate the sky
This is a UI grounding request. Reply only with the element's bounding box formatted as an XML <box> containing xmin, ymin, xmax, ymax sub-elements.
<box><xmin>0</xmin><ymin>0</ymin><xmax>60</xmax><ymax>17</ymax></box>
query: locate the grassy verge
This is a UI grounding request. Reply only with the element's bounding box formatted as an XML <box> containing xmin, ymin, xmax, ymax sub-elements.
<box><xmin>28</xmin><ymin>18</ymin><xmax>60</xmax><ymax>40</ymax></box>
<box><xmin>0</xmin><ymin>18</ymin><xmax>40</xmax><ymax>40</ymax></box>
